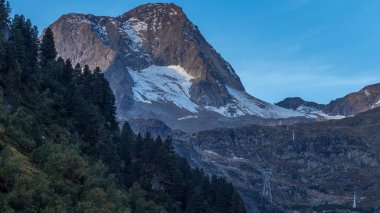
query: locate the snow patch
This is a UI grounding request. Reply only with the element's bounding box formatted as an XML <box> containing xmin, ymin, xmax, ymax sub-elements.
<box><xmin>296</xmin><ymin>106</ymin><xmax>345</xmax><ymax>120</ymax></box>
<box><xmin>364</xmin><ymin>89</ymin><xmax>371</xmax><ymax>97</ymax></box>
<box><xmin>231</xmin><ymin>156</ymin><xmax>246</xmax><ymax>161</ymax></box>
<box><xmin>371</xmin><ymin>99</ymin><xmax>380</xmax><ymax>109</ymax></box>
<box><xmin>93</xmin><ymin>24</ymin><xmax>109</xmax><ymax>44</ymax></box>
<box><xmin>129</xmin><ymin>66</ymin><xmax>305</xmax><ymax>119</ymax></box>
<box><xmin>129</xmin><ymin>65</ymin><xmax>198</xmax><ymax>112</ymax></box>
<box><xmin>206</xmin><ymin>86</ymin><xmax>303</xmax><ymax>118</ymax></box>
<box><xmin>177</xmin><ymin>115</ymin><xmax>199</xmax><ymax>121</ymax></box>
<box><xmin>204</xmin><ymin>150</ymin><xmax>219</xmax><ymax>156</ymax></box>
<box><xmin>121</xmin><ymin>17</ymin><xmax>147</xmax><ymax>52</ymax></box>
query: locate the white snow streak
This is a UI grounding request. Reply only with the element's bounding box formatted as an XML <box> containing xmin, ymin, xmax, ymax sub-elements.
<box><xmin>206</xmin><ymin>86</ymin><xmax>303</xmax><ymax>118</ymax></box>
<box><xmin>296</xmin><ymin>106</ymin><xmax>345</xmax><ymax>120</ymax></box>
<box><xmin>129</xmin><ymin>65</ymin><xmax>305</xmax><ymax>119</ymax></box>
<box><xmin>177</xmin><ymin>115</ymin><xmax>199</xmax><ymax>121</ymax></box>
<box><xmin>129</xmin><ymin>65</ymin><xmax>198</xmax><ymax>112</ymax></box>
<box><xmin>121</xmin><ymin>18</ymin><xmax>148</xmax><ymax>52</ymax></box>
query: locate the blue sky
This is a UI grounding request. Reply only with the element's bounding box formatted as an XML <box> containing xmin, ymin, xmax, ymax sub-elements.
<box><xmin>8</xmin><ymin>0</ymin><xmax>380</xmax><ymax>104</ymax></box>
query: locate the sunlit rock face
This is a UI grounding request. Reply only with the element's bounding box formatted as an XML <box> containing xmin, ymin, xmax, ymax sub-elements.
<box><xmin>49</xmin><ymin>3</ymin><xmax>306</xmax><ymax>132</ymax></box>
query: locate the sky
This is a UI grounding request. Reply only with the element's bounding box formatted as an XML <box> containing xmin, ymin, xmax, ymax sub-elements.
<box><xmin>8</xmin><ymin>0</ymin><xmax>380</xmax><ymax>104</ymax></box>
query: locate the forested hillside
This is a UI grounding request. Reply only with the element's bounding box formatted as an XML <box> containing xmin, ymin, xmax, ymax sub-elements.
<box><xmin>0</xmin><ymin>1</ymin><xmax>246</xmax><ymax>212</ymax></box>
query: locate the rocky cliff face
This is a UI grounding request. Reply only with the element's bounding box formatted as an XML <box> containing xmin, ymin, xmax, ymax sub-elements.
<box><xmin>277</xmin><ymin>83</ymin><xmax>380</xmax><ymax>119</ymax></box>
<box><xmin>49</xmin><ymin>3</ymin><xmax>244</xmax><ymax>107</ymax></box>
<box><xmin>174</xmin><ymin>107</ymin><xmax>380</xmax><ymax>212</ymax></box>
<box><xmin>48</xmin><ymin>3</ymin><xmax>306</xmax><ymax>132</ymax></box>
<box><xmin>121</xmin><ymin>4</ymin><xmax>245</xmax><ymax>106</ymax></box>
<box><xmin>327</xmin><ymin>83</ymin><xmax>380</xmax><ymax>116</ymax></box>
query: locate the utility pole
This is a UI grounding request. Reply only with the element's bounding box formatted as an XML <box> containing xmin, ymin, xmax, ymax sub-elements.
<box><xmin>262</xmin><ymin>169</ymin><xmax>273</xmax><ymax>202</ymax></box>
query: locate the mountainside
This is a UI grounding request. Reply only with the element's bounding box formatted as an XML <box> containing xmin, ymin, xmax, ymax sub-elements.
<box><xmin>174</xmin><ymin>107</ymin><xmax>380</xmax><ymax>212</ymax></box>
<box><xmin>327</xmin><ymin>83</ymin><xmax>380</xmax><ymax>116</ymax></box>
<box><xmin>48</xmin><ymin>3</ymin><xmax>306</xmax><ymax>131</ymax></box>
<box><xmin>277</xmin><ymin>83</ymin><xmax>380</xmax><ymax>118</ymax></box>
<box><xmin>0</xmin><ymin>4</ymin><xmax>246</xmax><ymax>212</ymax></box>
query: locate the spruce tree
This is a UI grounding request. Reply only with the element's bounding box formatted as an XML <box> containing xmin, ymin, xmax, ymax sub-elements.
<box><xmin>0</xmin><ymin>0</ymin><xmax>10</xmax><ymax>37</ymax></box>
<box><xmin>121</xmin><ymin>122</ymin><xmax>135</xmax><ymax>143</ymax></box>
<box><xmin>61</xmin><ymin>58</ymin><xmax>73</xmax><ymax>85</ymax></box>
<box><xmin>23</xmin><ymin>19</ymin><xmax>38</xmax><ymax>72</ymax></box>
<box><xmin>39</xmin><ymin>27</ymin><xmax>57</xmax><ymax>66</ymax></box>
<box><xmin>9</xmin><ymin>15</ymin><xmax>38</xmax><ymax>75</ymax></box>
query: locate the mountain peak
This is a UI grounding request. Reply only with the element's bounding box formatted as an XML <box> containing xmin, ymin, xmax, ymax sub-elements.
<box><xmin>48</xmin><ymin>4</ymin><xmax>306</xmax><ymax>131</ymax></box>
<box><xmin>124</xmin><ymin>3</ymin><xmax>184</xmax><ymax>17</ymax></box>
<box><xmin>276</xmin><ymin>97</ymin><xmax>325</xmax><ymax>111</ymax></box>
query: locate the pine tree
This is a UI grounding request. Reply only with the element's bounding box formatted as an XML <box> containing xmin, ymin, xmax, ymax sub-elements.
<box><xmin>0</xmin><ymin>34</ymin><xmax>5</xmax><ymax>71</ymax></box>
<box><xmin>9</xmin><ymin>15</ymin><xmax>38</xmax><ymax>75</ymax></box>
<box><xmin>6</xmin><ymin>60</ymin><xmax>21</xmax><ymax>91</ymax></box>
<box><xmin>61</xmin><ymin>58</ymin><xmax>73</xmax><ymax>85</ymax></box>
<box><xmin>9</xmin><ymin>19</ymin><xmax>26</xmax><ymax>66</ymax></box>
<box><xmin>0</xmin><ymin>0</ymin><xmax>10</xmax><ymax>38</ymax></box>
<box><xmin>39</xmin><ymin>27</ymin><xmax>57</xmax><ymax>66</ymax></box>
<box><xmin>23</xmin><ymin>19</ymin><xmax>38</xmax><ymax>72</ymax></box>
<box><xmin>121</xmin><ymin>122</ymin><xmax>135</xmax><ymax>144</ymax></box>
<box><xmin>73</xmin><ymin>63</ymin><xmax>82</xmax><ymax>82</ymax></box>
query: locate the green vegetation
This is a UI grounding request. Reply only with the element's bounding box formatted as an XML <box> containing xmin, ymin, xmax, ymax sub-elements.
<box><xmin>0</xmin><ymin>1</ymin><xmax>246</xmax><ymax>212</ymax></box>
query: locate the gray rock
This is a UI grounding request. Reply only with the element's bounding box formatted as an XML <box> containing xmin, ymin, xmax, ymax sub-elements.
<box><xmin>277</xmin><ymin>83</ymin><xmax>380</xmax><ymax>117</ymax></box>
<box><xmin>174</xmin><ymin>107</ymin><xmax>380</xmax><ymax>211</ymax></box>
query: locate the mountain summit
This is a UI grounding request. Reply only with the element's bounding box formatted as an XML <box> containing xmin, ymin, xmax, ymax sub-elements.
<box><xmin>277</xmin><ymin>83</ymin><xmax>380</xmax><ymax>118</ymax></box>
<box><xmin>49</xmin><ymin>3</ymin><xmax>303</xmax><ymax>131</ymax></box>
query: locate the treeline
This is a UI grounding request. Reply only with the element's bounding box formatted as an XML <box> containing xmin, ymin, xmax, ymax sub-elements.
<box><xmin>0</xmin><ymin>1</ymin><xmax>246</xmax><ymax>212</ymax></box>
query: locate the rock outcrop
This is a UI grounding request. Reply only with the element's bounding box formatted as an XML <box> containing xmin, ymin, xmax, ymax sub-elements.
<box><xmin>327</xmin><ymin>83</ymin><xmax>380</xmax><ymax>116</ymax></box>
<box><xmin>174</xmin><ymin>107</ymin><xmax>380</xmax><ymax>212</ymax></box>
<box><xmin>276</xmin><ymin>97</ymin><xmax>325</xmax><ymax>111</ymax></box>
<box><xmin>277</xmin><ymin>83</ymin><xmax>380</xmax><ymax>118</ymax></box>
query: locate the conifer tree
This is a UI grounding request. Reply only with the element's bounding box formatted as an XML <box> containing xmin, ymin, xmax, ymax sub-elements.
<box><xmin>121</xmin><ymin>122</ymin><xmax>135</xmax><ymax>144</ymax></box>
<box><xmin>73</xmin><ymin>63</ymin><xmax>82</xmax><ymax>81</ymax></box>
<box><xmin>61</xmin><ymin>58</ymin><xmax>73</xmax><ymax>85</ymax></box>
<box><xmin>0</xmin><ymin>0</ymin><xmax>10</xmax><ymax>37</ymax></box>
<box><xmin>39</xmin><ymin>27</ymin><xmax>57</xmax><ymax>66</ymax></box>
<box><xmin>9</xmin><ymin>15</ymin><xmax>38</xmax><ymax>75</ymax></box>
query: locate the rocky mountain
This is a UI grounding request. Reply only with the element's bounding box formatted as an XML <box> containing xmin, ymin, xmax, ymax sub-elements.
<box><xmin>277</xmin><ymin>83</ymin><xmax>380</xmax><ymax>119</ymax></box>
<box><xmin>276</xmin><ymin>97</ymin><xmax>325</xmax><ymax>111</ymax></box>
<box><xmin>327</xmin><ymin>83</ymin><xmax>380</xmax><ymax>116</ymax></box>
<box><xmin>45</xmin><ymin>3</ymin><xmax>380</xmax><ymax>212</ymax></box>
<box><xmin>174</xmin><ymin>107</ymin><xmax>380</xmax><ymax>212</ymax></box>
<box><xmin>48</xmin><ymin>3</ymin><xmax>307</xmax><ymax>132</ymax></box>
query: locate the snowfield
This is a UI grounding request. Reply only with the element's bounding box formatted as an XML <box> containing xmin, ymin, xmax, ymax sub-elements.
<box><xmin>296</xmin><ymin>106</ymin><xmax>346</xmax><ymax>120</ymax></box>
<box><xmin>205</xmin><ymin>86</ymin><xmax>303</xmax><ymax>118</ymax></box>
<box><xmin>129</xmin><ymin>65</ymin><xmax>198</xmax><ymax>112</ymax></box>
<box><xmin>129</xmin><ymin>65</ymin><xmax>306</xmax><ymax>119</ymax></box>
